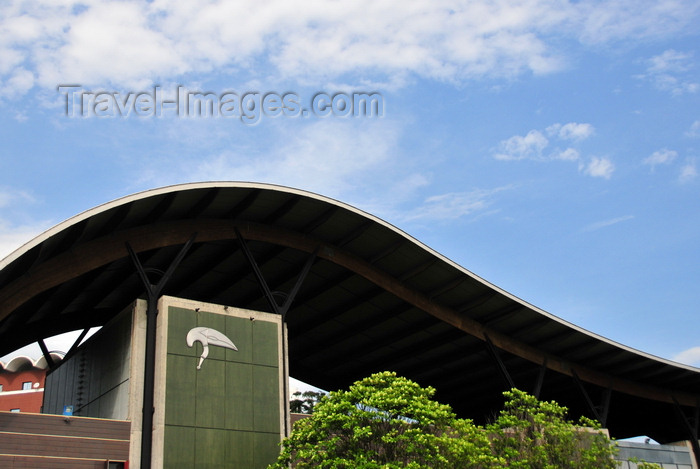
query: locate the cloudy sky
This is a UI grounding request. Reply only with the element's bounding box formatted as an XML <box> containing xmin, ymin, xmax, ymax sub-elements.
<box><xmin>0</xmin><ymin>0</ymin><xmax>699</xmax><ymax>368</ymax></box>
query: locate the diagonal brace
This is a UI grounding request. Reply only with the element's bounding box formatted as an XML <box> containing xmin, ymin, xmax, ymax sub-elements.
<box><xmin>37</xmin><ymin>339</ymin><xmax>56</xmax><ymax>370</ymax></box>
<box><xmin>235</xmin><ymin>228</ymin><xmax>318</xmax><ymax>438</ymax></box>
<box><xmin>235</xmin><ymin>227</ymin><xmax>318</xmax><ymax>318</ymax></box>
<box><xmin>572</xmin><ymin>369</ymin><xmax>612</xmax><ymax>425</ymax></box>
<box><xmin>484</xmin><ymin>333</ymin><xmax>515</xmax><ymax>389</ymax></box>
<box><xmin>533</xmin><ymin>358</ymin><xmax>547</xmax><ymax>399</ymax></box>
<box><xmin>599</xmin><ymin>385</ymin><xmax>612</xmax><ymax>428</ymax></box>
<box><xmin>64</xmin><ymin>328</ymin><xmax>91</xmax><ymax>361</ymax></box>
<box><xmin>127</xmin><ymin>234</ymin><xmax>196</xmax><ymax>302</ymax></box>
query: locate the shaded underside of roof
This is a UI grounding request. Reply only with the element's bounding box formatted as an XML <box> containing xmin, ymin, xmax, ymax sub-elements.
<box><xmin>0</xmin><ymin>182</ymin><xmax>697</xmax><ymax>443</ymax></box>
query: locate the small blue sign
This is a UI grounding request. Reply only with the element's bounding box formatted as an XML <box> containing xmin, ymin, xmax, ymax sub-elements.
<box><xmin>62</xmin><ymin>405</ymin><xmax>73</xmax><ymax>416</ymax></box>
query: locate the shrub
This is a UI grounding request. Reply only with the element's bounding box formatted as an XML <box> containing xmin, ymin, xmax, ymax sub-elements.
<box><xmin>271</xmin><ymin>374</ymin><xmax>618</xmax><ymax>469</ymax></box>
<box><xmin>486</xmin><ymin>388</ymin><xmax>617</xmax><ymax>468</ymax></box>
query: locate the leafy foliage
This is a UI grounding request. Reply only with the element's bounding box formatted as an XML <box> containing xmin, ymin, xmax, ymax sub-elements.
<box><xmin>271</xmin><ymin>372</ymin><xmax>618</xmax><ymax>469</ymax></box>
<box><xmin>486</xmin><ymin>388</ymin><xmax>617</xmax><ymax>468</ymax></box>
<box><xmin>629</xmin><ymin>458</ymin><xmax>663</xmax><ymax>469</ymax></box>
<box><xmin>271</xmin><ymin>371</ymin><xmax>497</xmax><ymax>468</ymax></box>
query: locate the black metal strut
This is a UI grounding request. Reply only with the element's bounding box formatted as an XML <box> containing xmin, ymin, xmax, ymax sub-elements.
<box><xmin>64</xmin><ymin>328</ymin><xmax>91</xmax><ymax>361</ymax></box>
<box><xmin>127</xmin><ymin>234</ymin><xmax>196</xmax><ymax>469</ymax></box>
<box><xmin>533</xmin><ymin>358</ymin><xmax>547</xmax><ymax>399</ymax></box>
<box><xmin>484</xmin><ymin>333</ymin><xmax>515</xmax><ymax>390</ymax></box>
<box><xmin>234</xmin><ymin>227</ymin><xmax>318</xmax><ymax>437</ymax></box>
<box><xmin>571</xmin><ymin>370</ymin><xmax>612</xmax><ymax>427</ymax></box>
<box><xmin>37</xmin><ymin>339</ymin><xmax>56</xmax><ymax>370</ymax></box>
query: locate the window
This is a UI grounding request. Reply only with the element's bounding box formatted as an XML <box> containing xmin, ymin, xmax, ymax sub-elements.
<box><xmin>10</xmin><ymin>408</ymin><xmax>20</xmax><ymax>412</ymax></box>
<box><xmin>107</xmin><ymin>462</ymin><xmax>125</xmax><ymax>469</ymax></box>
<box><xmin>22</xmin><ymin>381</ymin><xmax>32</xmax><ymax>390</ymax></box>
<box><xmin>0</xmin><ymin>384</ymin><xmax>3</xmax><ymax>392</ymax></box>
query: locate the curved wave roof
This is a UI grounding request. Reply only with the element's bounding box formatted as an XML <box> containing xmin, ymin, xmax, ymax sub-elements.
<box><xmin>0</xmin><ymin>182</ymin><xmax>697</xmax><ymax>442</ymax></box>
<box><xmin>0</xmin><ymin>353</ymin><xmax>63</xmax><ymax>373</ymax></box>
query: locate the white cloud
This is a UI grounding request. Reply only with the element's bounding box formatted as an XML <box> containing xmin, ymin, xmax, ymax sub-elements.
<box><xmin>641</xmin><ymin>150</ymin><xmax>697</xmax><ymax>182</ymax></box>
<box><xmin>13</xmin><ymin>110</ymin><xmax>28</xmax><ymax>122</ymax></box>
<box><xmin>551</xmin><ymin>148</ymin><xmax>580</xmax><ymax>161</ymax></box>
<box><xmin>0</xmin><ymin>193</ymin><xmax>11</xmax><ymax>208</ymax></box>
<box><xmin>581</xmin><ymin>156</ymin><xmax>614</xmax><ymax>179</ymax></box>
<box><xmin>673</xmin><ymin>346</ymin><xmax>700</xmax><ymax>366</ymax></box>
<box><xmin>0</xmin><ymin>221</ymin><xmax>48</xmax><ymax>260</ymax></box>
<box><xmin>0</xmin><ymin>0</ymin><xmax>566</xmax><ymax>90</ymax></box>
<box><xmin>679</xmin><ymin>158</ymin><xmax>698</xmax><ymax>183</ymax></box>
<box><xmin>494</xmin><ymin>130</ymin><xmax>549</xmax><ymax>160</ymax></box>
<box><xmin>157</xmin><ymin>119</ymin><xmax>401</xmax><ymax>202</ymax></box>
<box><xmin>643</xmin><ymin>148</ymin><xmax>677</xmax><ymax>168</ymax></box>
<box><xmin>559</xmin><ymin>122</ymin><xmax>595</xmax><ymax>141</ymax></box>
<box><xmin>686</xmin><ymin>121</ymin><xmax>700</xmax><ymax>138</ymax></box>
<box><xmin>494</xmin><ymin>122</ymin><xmax>593</xmax><ymax>164</ymax></box>
<box><xmin>42</xmin><ymin>3</ymin><xmax>187</xmax><ymax>88</ymax></box>
<box><xmin>398</xmin><ymin>186</ymin><xmax>511</xmax><ymax>223</ymax></box>
<box><xmin>137</xmin><ymin>118</ymin><xmax>499</xmax><ymax>225</ymax></box>
<box><xmin>0</xmin><ymin>67</ymin><xmax>34</xmax><ymax>98</ymax></box>
<box><xmin>0</xmin><ymin>0</ymin><xmax>698</xmax><ymax>95</ymax></box>
<box><xmin>0</xmin><ymin>188</ymin><xmax>49</xmax><ymax>260</ymax></box>
<box><xmin>577</xmin><ymin>0</ymin><xmax>699</xmax><ymax>43</ymax></box>
<box><xmin>547</xmin><ymin>122</ymin><xmax>595</xmax><ymax>141</ymax></box>
<box><xmin>0</xmin><ymin>187</ymin><xmax>35</xmax><ymax>208</ymax></box>
<box><xmin>640</xmin><ymin>49</ymin><xmax>699</xmax><ymax>95</ymax></box>
<box><xmin>647</xmin><ymin>49</ymin><xmax>692</xmax><ymax>74</ymax></box>
<box><xmin>546</xmin><ymin>124</ymin><xmax>561</xmax><ymax>136</ymax></box>
<box><xmin>583</xmin><ymin>215</ymin><xmax>634</xmax><ymax>232</ymax></box>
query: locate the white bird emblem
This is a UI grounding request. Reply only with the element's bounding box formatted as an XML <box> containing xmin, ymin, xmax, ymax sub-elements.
<box><xmin>186</xmin><ymin>327</ymin><xmax>238</xmax><ymax>369</ymax></box>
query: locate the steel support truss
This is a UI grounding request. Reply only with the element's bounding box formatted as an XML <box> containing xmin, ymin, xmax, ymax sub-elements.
<box><xmin>127</xmin><ymin>234</ymin><xmax>196</xmax><ymax>469</ymax></box>
<box><xmin>234</xmin><ymin>227</ymin><xmax>318</xmax><ymax>437</ymax></box>
<box><xmin>571</xmin><ymin>369</ymin><xmax>612</xmax><ymax>427</ymax></box>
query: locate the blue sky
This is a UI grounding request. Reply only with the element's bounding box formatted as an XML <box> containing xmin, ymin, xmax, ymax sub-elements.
<box><xmin>0</xmin><ymin>0</ymin><xmax>699</xmax><ymax>369</ymax></box>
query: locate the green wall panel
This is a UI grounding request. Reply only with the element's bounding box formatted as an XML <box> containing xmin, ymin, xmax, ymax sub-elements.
<box><xmin>163</xmin><ymin>304</ymin><xmax>283</xmax><ymax>469</ymax></box>
<box><xmin>253</xmin><ymin>365</ymin><xmax>281</xmax><ymax>433</ymax></box>
<box><xmin>163</xmin><ymin>425</ymin><xmax>195</xmax><ymax>469</ymax></box>
<box><xmin>252</xmin><ymin>320</ymin><xmax>279</xmax><ymax>367</ymax></box>
<box><xmin>168</xmin><ymin>307</ymin><xmax>198</xmax><ymax>358</ymax></box>
<box><xmin>195</xmin><ymin>428</ymin><xmax>229</xmax><ymax>469</ymax></box>
<box><xmin>165</xmin><ymin>354</ymin><xmax>197</xmax><ymax>426</ymax></box>
<box><xmin>225</xmin><ymin>361</ymin><xmax>254</xmax><ymax>431</ymax></box>
<box><xmin>226</xmin><ymin>316</ymin><xmax>253</xmax><ymax>363</ymax></box>
<box><xmin>195</xmin><ymin>358</ymin><xmax>227</xmax><ymax>429</ymax></box>
<box><xmin>228</xmin><ymin>430</ymin><xmax>255</xmax><ymax>467</ymax></box>
<box><xmin>254</xmin><ymin>432</ymin><xmax>284</xmax><ymax>468</ymax></box>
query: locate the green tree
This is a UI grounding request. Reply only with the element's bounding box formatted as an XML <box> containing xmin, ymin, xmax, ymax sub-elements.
<box><xmin>270</xmin><ymin>371</ymin><xmax>499</xmax><ymax>468</ymax></box>
<box><xmin>272</xmin><ymin>373</ymin><xmax>620</xmax><ymax>469</ymax></box>
<box><xmin>486</xmin><ymin>388</ymin><xmax>617</xmax><ymax>468</ymax></box>
<box><xmin>290</xmin><ymin>390</ymin><xmax>326</xmax><ymax>414</ymax></box>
